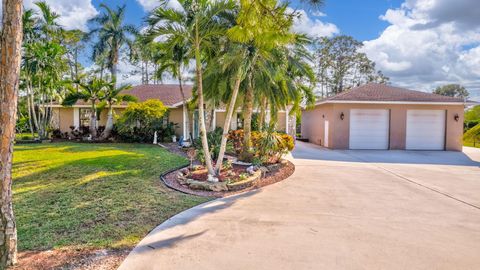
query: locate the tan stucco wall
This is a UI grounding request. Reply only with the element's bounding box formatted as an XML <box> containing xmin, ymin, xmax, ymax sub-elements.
<box><xmin>302</xmin><ymin>103</ymin><xmax>464</xmax><ymax>151</ymax></box>
<box><xmin>214</xmin><ymin>111</ymin><xmax>288</xmax><ymax>132</ymax></box>
<box><xmin>215</xmin><ymin>112</ymin><xmax>227</xmax><ymax>129</ymax></box>
<box><xmin>168</xmin><ymin>107</ymin><xmax>184</xmax><ymax>137</ymax></box>
<box><xmin>57</xmin><ymin>107</ymin><xmax>74</xmax><ymax>133</ymax></box>
<box><xmin>276</xmin><ymin>112</ymin><xmax>287</xmax><ymax>132</ymax></box>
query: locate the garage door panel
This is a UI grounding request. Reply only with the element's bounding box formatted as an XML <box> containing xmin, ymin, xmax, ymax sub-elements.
<box><xmin>406</xmin><ymin>110</ymin><xmax>445</xmax><ymax>150</ymax></box>
<box><xmin>349</xmin><ymin>109</ymin><xmax>390</xmax><ymax>150</ymax></box>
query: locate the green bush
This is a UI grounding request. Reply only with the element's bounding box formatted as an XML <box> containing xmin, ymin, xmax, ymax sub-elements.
<box><xmin>194</xmin><ymin>127</ymin><xmax>223</xmax><ymax>163</ymax></box>
<box><xmin>228</xmin><ymin>128</ymin><xmax>294</xmax><ymax>164</ymax></box>
<box><xmin>115</xmin><ymin>99</ymin><xmax>171</xmax><ymax>143</ymax></box>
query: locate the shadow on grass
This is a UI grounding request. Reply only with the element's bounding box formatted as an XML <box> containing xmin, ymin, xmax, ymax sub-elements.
<box><xmin>12</xmin><ymin>143</ymin><xmax>200</xmax><ymax>251</ymax></box>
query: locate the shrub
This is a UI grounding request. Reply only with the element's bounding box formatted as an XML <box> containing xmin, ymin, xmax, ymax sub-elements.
<box><xmin>115</xmin><ymin>99</ymin><xmax>169</xmax><ymax>143</ymax></box>
<box><xmin>228</xmin><ymin>128</ymin><xmax>294</xmax><ymax>164</ymax></box>
<box><xmin>194</xmin><ymin>127</ymin><xmax>223</xmax><ymax>163</ymax></box>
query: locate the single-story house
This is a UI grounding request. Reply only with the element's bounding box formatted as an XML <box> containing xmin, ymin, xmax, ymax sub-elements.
<box><xmin>50</xmin><ymin>84</ymin><xmax>293</xmax><ymax>139</ymax></box>
<box><xmin>301</xmin><ymin>83</ymin><xmax>468</xmax><ymax>151</ymax></box>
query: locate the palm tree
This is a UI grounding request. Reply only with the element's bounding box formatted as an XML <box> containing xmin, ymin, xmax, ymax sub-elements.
<box><xmin>0</xmin><ymin>0</ymin><xmax>23</xmax><ymax>266</ymax></box>
<box><xmin>35</xmin><ymin>1</ymin><xmax>61</xmax><ymax>40</ymax></box>
<box><xmin>99</xmin><ymin>81</ymin><xmax>137</xmax><ymax>139</ymax></box>
<box><xmin>146</xmin><ymin>0</ymin><xmax>235</xmax><ymax>178</ymax></box>
<box><xmin>62</xmin><ymin>77</ymin><xmax>108</xmax><ymax>138</ymax></box>
<box><xmin>89</xmin><ymin>4</ymin><xmax>137</xmax><ymax>84</ymax></box>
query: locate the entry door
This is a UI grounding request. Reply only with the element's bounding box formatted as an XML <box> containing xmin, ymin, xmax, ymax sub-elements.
<box><xmin>349</xmin><ymin>109</ymin><xmax>390</xmax><ymax>150</ymax></box>
<box><xmin>406</xmin><ymin>110</ymin><xmax>446</xmax><ymax>150</ymax></box>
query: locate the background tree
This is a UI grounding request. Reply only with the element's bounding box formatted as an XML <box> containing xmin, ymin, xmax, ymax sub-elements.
<box><xmin>99</xmin><ymin>81</ymin><xmax>137</xmax><ymax>139</ymax></box>
<box><xmin>313</xmin><ymin>35</ymin><xmax>388</xmax><ymax>97</ymax></box>
<box><xmin>0</xmin><ymin>0</ymin><xmax>23</xmax><ymax>266</ymax></box>
<box><xmin>89</xmin><ymin>4</ymin><xmax>137</xmax><ymax>84</ymax></box>
<box><xmin>433</xmin><ymin>84</ymin><xmax>469</xmax><ymax>99</ymax></box>
<box><xmin>62</xmin><ymin>77</ymin><xmax>108</xmax><ymax>138</ymax></box>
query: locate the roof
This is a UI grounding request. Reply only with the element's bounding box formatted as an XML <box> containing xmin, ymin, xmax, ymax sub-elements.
<box><xmin>317</xmin><ymin>83</ymin><xmax>467</xmax><ymax>105</ymax></box>
<box><xmin>58</xmin><ymin>84</ymin><xmax>193</xmax><ymax>108</ymax></box>
<box><xmin>123</xmin><ymin>84</ymin><xmax>193</xmax><ymax>107</ymax></box>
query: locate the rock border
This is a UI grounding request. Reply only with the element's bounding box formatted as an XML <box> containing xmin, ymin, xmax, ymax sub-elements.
<box><xmin>161</xmin><ymin>160</ymin><xmax>295</xmax><ymax>198</ymax></box>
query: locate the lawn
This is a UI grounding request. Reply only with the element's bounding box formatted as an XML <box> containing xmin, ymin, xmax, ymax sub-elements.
<box><xmin>12</xmin><ymin>142</ymin><xmax>210</xmax><ymax>251</ymax></box>
<box><xmin>464</xmin><ymin>141</ymin><xmax>480</xmax><ymax>148</ymax></box>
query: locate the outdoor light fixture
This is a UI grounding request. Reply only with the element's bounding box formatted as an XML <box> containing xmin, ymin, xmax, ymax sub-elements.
<box><xmin>454</xmin><ymin>114</ymin><xmax>459</xmax><ymax>122</ymax></box>
<box><xmin>340</xmin><ymin>112</ymin><xmax>345</xmax><ymax>120</ymax></box>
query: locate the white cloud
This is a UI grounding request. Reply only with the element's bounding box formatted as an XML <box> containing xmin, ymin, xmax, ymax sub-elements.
<box><xmin>136</xmin><ymin>0</ymin><xmax>183</xmax><ymax>12</ymax></box>
<box><xmin>290</xmin><ymin>9</ymin><xmax>339</xmax><ymax>38</ymax></box>
<box><xmin>1</xmin><ymin>1</ymin><xmax>97</xmax><ymax>31</ymax></box>
<box><xmin>363</xmin><ymin>0</ymin><xmax>480</xmax><ymax>97</ymax></box>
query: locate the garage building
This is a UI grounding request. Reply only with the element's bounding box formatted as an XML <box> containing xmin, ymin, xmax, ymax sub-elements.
<box><xmin>301</xmin><ymin>83</ymin><xmax>467</xmax><ymax>151</ymax></box>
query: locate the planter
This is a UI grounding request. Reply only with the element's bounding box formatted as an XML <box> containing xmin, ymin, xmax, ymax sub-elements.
<box><xmin>226</xmin><ymin>170</ymin><xmax>262</xmax><ymax>191</ymax></box>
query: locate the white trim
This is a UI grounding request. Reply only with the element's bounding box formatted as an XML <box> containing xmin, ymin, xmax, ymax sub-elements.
<box><xmin>182</xmin><ymin>105</ymin><xmax>187</xmax><ymax>139</ymax></box>
<box><xmin>285</xmin><ymin>108</ymin><xmax>289</xmax><ymax>134</ymax></box>
<box><xmin>73</xmin><ymin>108</ymin><xmax>80</xmax><ymax>129</ymax></box>
<box><xmin>314</xmin><ymin>100</ymin><xmax>469</xmax><ymax>106</ymax></box>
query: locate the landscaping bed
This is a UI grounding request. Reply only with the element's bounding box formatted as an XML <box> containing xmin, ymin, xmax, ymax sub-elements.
<box><xmin>162</xmin><ymin>159</ymin><xmax>295</xmax><ymax>198</ymax></box>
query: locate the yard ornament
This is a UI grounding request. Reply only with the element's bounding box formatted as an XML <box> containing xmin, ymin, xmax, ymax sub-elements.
<box><xmin>153</xmin><ymin>131</ymin><xmax>158</xmax><ymax>144</ymax></box>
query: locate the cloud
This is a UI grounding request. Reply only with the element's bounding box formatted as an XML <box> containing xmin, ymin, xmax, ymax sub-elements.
<box><xmin>290</xmin><ymin>9</ymin><xmax>339</xmax><ymax>38</ymax></box>
<box><xmin>136</xmin><ymin>0</ymin><xmax>183</xmax><ymax>12</ymax></box>
<box><xmin>19</xmin><ymin>0</ymin><xmax>98</xmax><ymax>31</ymax></box>
<box><xmin>363</xmin><ymin>0</ymin><xmax>480</xmax><ymax>97</ymax></box>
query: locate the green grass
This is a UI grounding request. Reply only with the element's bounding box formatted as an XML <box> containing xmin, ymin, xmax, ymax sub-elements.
<box><xmin>15</xmin><ymin>133</ymin><xmax>37</xmax><ymax>140</ymax></box>
<box><xmin>12</xmin><ymin>142</ymin><xmax>210</xmax><ymax>251</ymax></box>
<box><xmin>464</xmin><ymin>141</ymin><xmax>480</xmax><ymax>148</ymax></box>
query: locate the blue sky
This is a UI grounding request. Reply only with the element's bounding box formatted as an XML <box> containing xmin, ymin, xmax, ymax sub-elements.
<box><xmin>10</xmin><ymin>0</ymin><xmax>480</xmax><ymax>99</ymax></box>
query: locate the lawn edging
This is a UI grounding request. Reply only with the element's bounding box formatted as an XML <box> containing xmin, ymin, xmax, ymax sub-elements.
<box><xmin>160</xmin><ymin>160</ymin><xmax>295</xmax><ymax>198</ymax></box>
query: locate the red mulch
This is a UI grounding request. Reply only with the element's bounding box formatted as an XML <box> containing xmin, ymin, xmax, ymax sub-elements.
<box><xmin>162</xmin><ymin>160</ymin><xmax>295</xmax><ymax>198</ymax></box>
<box><xmin>9</xmin><ymin>248</ymin><xmax>129</xmax><ymax>270</ymax></box>
<box><xmin>188</xmin><ymin>164</ymin><xmax>248</xmax><ymax>182</ymax></box>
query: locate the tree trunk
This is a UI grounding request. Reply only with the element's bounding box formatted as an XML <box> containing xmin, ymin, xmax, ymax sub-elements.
<box><xmin>258</xmin><ymin>97</ymin><xmax>267</xmax><ymax>130</ymax></box>
<box><xmin>0</xmin><ymin>0</ymin><xmax>23</xmax><ymax>266</ymax></box>
<box><xmin>215</xmin><ymin>71</ymin><xmax>242</xmax><ymax>174</ymax></box>
<box><xmin>241</xmin><ymin>81</ymin><xmax>254</xmax><ymax>161</ymax></box>
<box><xmin>194</xmin><ymin>19</ymin><xmax>215</xmax><ymax>178</ymax></box>
<box><xmin>26</xmin><ymin>84</ymin><xmax>35</xmax><ymax>136</ymax></box>
<box><xmin>101</xmin><ymin>105</ymin><xmax>114</xmax><ymax>140</ymax></box>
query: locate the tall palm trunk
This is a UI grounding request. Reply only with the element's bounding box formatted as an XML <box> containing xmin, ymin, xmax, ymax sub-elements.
<box><xmin>194</xmin><ymin>18</ymin><xmax>215</xmax><ymax>178</ymax></box>
<box><xmin>241</xmin><ymin>80</ymin><xmax>254</xmax><ymax>161</ymax></box>
<box><xmin>0</xmin><ymin>0</ymin><xmax>23</xmax><ymax>266</ymax></box>
<box><xmin>101</xmin><ymin>105</ymin><xmax>114</xmax><ymax>139</ymax></box>
<box><xmin>258</xmin><ymin>97</ymin><xmax>267</xmax><ymax>130</ymax></box>
<box><xmin>215</xmin><ymin>70</ymin><xmax>242</xmax><ymax>174</ymax></box>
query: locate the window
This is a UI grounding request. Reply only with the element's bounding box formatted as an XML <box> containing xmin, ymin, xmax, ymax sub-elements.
<box><xmin>80</xmin><ymin>108</ymin><xmax>91</xmax><ymax>127</ymax></box>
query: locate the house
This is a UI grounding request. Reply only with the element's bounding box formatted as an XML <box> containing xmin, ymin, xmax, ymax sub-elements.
<box><xmin>301</xmin><ymin>83</ymin><xmax>468</xmax><ymax>151</ymax></box>
<box><xmin>50</xmin><ymin>84</ymin><xmax>293</xmax><ymax>139</ymax></box>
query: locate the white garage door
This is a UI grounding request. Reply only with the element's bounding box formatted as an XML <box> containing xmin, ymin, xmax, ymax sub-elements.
<box><xmin>406</xmin><ymin>110</ymin><xmax>446</xmax><ymax>150</ymax></box>
<box><xmin>349</xmin><ymin>109</ymin><xmax>390</xmax><ymax>150</ymax></box>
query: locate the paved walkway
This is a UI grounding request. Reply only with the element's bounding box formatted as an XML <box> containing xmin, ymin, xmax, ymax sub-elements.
<box><xmin>119</xmin><ymin>142</ymin><xmax>480</xmax><ymax>270</ymax></box>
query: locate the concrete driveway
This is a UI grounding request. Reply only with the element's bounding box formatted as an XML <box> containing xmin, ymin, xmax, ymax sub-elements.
<box><xmin>119</xmin><ymin>142</ymin><xmax>480</xmax><ymax>270</ymax></box>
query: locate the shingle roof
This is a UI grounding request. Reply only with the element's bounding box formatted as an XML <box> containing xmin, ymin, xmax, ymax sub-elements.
<box><xmin>123</xmin><ymin>84</ymin><xmax>192</xmax><ymax>107</ymax></box>
<box><xmin>320</xmin><ymin>83</ymin><xmax>465</xmax><ymax>103</ymax></box>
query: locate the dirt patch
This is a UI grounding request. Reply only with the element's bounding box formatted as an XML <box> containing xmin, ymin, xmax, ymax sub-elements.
<box><xmin>162</xmin><ymin>160</ymin><xmax>295</xmax><ymax>198</ymax></box>
<box><xmin>9</xmin><ymin>248</ymin><xmax>129</xmax><ymax>270</ymax></box>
